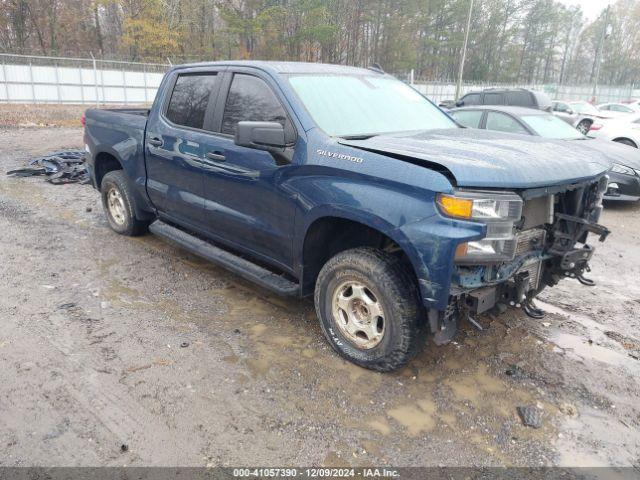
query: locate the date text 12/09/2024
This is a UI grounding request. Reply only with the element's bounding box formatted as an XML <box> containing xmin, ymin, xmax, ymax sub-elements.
<box><xmin>232</xmin><ymin>468</ymin><xmax>400</xmax><ymax>478</ymax></box>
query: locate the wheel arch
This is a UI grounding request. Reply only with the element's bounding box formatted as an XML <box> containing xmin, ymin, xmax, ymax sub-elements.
<box><xmin>94</xmin><ymin>149</ymin><xmax>155</xmax><ymax>221</ymax></box>
<box><xmin>94</xmin><ymin>151</ymin><xmax>123</xmax><ymax>190</ymax></box>
<box><xmin>298</xmin><ymin>212</ymin><xmax>423</xmax><ymax>300</ymax></box>
<box><xmin>612</xmin><ymin>137</ymin><xmax>638</xmax><ymax>148</ymax></box>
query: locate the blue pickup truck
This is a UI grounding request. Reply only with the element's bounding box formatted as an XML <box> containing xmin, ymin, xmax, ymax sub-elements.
<box><xmin>84</xmin><ymin>61</ymin><xmax>611</xmax><ymax>371</ymax></box>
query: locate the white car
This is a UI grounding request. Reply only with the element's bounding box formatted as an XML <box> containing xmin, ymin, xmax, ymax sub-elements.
<box><xmin>597</xmin><ymin>102</ymin><xmax>640</xmax><ymax>115</ymax></box>
<box><xmin>589</xmin><ymin>113</ymin><xmax>640</xmax><ymax>148</ymax></box>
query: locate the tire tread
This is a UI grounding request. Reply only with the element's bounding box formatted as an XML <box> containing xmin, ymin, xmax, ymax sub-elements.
<box><xmin>101</xmin><ymin>170</ymin><xmax>150</xmax><ymax>236</ymax></box>
<box><xmin>314</xmin><ymin>247</ymin><xmax>423</xmax><ymax>372</ymax></box>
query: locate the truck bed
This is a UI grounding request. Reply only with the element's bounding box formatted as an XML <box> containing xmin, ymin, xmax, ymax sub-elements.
<box><xmin>85</xmin><ymin>107</ymin><xmax>148</xmax><ymax>132</ymax></box>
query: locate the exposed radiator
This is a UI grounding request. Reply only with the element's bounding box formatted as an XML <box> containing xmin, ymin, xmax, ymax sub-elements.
<box><xmin>515</xmin><ymin>228</ymin><xmax>546</xmax><ymax>257</ymax></box>
<box><xmin>515</xmin><ymin>229</ymin><xmax>546</xmax><ymax>291</ymax></box>
<box><xmin>517</xmin><ymin>259</ymin><xmax>543</xmax><ymax>291</ymax></box>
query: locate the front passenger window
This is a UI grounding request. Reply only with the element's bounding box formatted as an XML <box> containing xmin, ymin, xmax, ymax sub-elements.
<box><xmin>451</xmin><ymin>110</ymin><xmax>483</xmax><ymax>128</ymax></box>
<box><xmin>221</xmin><ymin>74</ymin><xmax>290</xmax><ymax>137</ymax></box>
<box><xmin>460</xmin><ymin>93</ymin><xmax>480</xmax><ymax>106</ymax></box>
<box><xmin>553</xmin><ymin>103</ymin><xmax>568</xmax><ymax>113</ymax></box>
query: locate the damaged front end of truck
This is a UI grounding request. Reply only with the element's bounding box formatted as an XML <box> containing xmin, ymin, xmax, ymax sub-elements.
<box><xmin>431</xmin><ymin>174</ymin><xmax>611</xmax><ymax>344</ymax></box>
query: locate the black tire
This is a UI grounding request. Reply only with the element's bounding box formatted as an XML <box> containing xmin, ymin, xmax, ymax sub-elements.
<box><xmin>613</xmin><ymin>138</ymin><xmax>638</xmax><ymax>148</ymax></box>
<box><xmin>576</xmin><ymin>120</ymin><xmax>591</xmax><ymax>135</ymax></box>
<box><xmin>100</xmin><ymin>170</ymin><xmax>150</xmax><ymax>236</ymax></box>
<box><xmin>314</xmin><ymin>247</ymin><xmax>423</xmax><ymax>372</ymax></box>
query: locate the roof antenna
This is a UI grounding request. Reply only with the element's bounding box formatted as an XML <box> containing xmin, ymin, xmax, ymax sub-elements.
<box><xmin>368</xmin><ymin>63</ymin><xmax>385</xmax><ymax>74</ymax></box>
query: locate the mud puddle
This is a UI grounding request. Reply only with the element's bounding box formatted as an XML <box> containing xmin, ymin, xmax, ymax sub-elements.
<box><xmin>536</xmin><ymin>300</ymin><xmax>639</xmax><ymax>372</ymax></box>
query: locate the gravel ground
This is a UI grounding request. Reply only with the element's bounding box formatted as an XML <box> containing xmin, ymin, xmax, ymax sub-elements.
<box><xmin>0</xmin><ymin>104</ymin><xmax>148</xmax><ymax>128</ymax></box>
<box><xmin>0</xmin><ymin>127</ymin><xmax>639</xmax><ymax>469</ymax></box>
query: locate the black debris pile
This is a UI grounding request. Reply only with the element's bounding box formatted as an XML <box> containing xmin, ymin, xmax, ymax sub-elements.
<box><xmin>6</xmin><ymin>150</ymin><xmax>90</xmax><ymax>185</ymax></box>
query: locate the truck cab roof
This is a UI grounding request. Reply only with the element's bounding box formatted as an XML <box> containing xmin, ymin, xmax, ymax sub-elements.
<box><xmin>171</xmin><ymin>60</ymin><xmax>384</xmax><ymax>76</ymax></box>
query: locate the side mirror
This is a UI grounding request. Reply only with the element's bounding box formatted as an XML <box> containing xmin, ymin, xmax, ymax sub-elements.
<box><xmin>566</xmin><ymin>109</ymin><xmax>574</xmax><ymax>115</ymax></box>
<box><xmin>456</xmin><ymin>101</ymin><xmax>464</xmax><ymax>107</ymax></box>
<box><xmin>235</xmin><ymin>121</ymin><xmax>286</xmax><ymax>151</ymax></box>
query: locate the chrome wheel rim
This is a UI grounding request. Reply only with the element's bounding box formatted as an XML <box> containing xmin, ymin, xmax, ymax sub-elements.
<box><xmin>577</xmin><ymin>122</ymin><xmax>589</xmax><ymax>134</ymax></box>
<box><xmin>107</xmin><ymin>187</ymin><xmax>126</xmax><ymax>226</ymax></box>
<box><xmin>331</xmin><ymin>281</ymin><xmax>385</xmax><ymax>349</ymax></box>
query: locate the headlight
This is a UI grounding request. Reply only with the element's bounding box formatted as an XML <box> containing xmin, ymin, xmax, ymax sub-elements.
<box><xmin>611</xmin><ymin>163</ymin><xmax>636</xmax><ymax>176</ymax></box>
<box><xmin>437</xmin><ymin>191</ymin><xmax>523</xmax><ymax>262</ymax></box>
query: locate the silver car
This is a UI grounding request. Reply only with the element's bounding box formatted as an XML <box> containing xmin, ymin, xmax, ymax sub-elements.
<box><xmin>551</xmin><ymin>100</ymin><xmax>615</xmax><ymax>134</ymax></box>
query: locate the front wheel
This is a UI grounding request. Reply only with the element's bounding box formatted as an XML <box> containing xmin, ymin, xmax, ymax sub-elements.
<box><xmin>314</xmin><ymin>248</ymin><xmax>423</xmax><ymax>372</ymax></box>
<box><xmin>576</xmin><ymin>120</ymin><xmax>591</xmax><ymax>135</ymax></box>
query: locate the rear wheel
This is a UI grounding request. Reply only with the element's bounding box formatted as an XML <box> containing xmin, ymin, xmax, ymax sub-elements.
<box><xmin>101</xmin><ymin>170</ymin><xmax>150</xmax><ymax>236</ymax></box>
<box><xmin>314</xmin><ymin>247</ymin><xmax>423</xmax><ymax>372</ymax></box>
<box><xmin>613</xmin><ymin>138</ymin><xmax>638</xmax><ymax>148</ymax></box>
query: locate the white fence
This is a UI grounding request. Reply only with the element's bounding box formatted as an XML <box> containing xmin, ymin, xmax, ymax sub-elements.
<box><xmin>0</xmin><ymin>53</ymin><xmax>168</xmax><ymax>105</ymax></box>
<box><xmin>1</xmin><ymin>53</ymin><xmax>638</xmax><ymax>106</ymax></box>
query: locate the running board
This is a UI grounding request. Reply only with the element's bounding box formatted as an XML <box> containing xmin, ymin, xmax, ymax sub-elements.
<box><xmin>148</xmin><ymin>221</ymin><xmax>299</xmax><ymax>296</ymax></box>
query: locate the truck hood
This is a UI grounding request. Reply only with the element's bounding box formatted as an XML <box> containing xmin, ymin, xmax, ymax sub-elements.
<box><xmin>339</xmin><ymin>128</ymin><xmax>612</xmax><ymax>189</ymax></box>
<box><xmin>578</xmin><ymin>137</ymin><xmax>640</xmax><ymax>170</ymax></box>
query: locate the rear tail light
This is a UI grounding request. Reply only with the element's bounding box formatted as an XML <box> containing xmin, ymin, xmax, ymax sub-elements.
<box><xmin>81</xmin><ymin>114</ymin><xmax>86</xmax><ymax>126</ymax></box>
<box><xmin>589</xmin><ymin>123</ymin><xmax>603</xmax><ymax>131</ymax></box>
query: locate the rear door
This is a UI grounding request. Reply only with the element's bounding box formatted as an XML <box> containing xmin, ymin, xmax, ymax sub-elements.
<box><xmin>145</xmin><ymin>68</ymin><xmax>225</xmax><ymax>229</ymax></box>
<box><xmin>505</xmin><ymin>90</ymin><xmax>533</xmax><ymax>108</ymax></box>
<box><xmin>482</xmin><ymin>92</ymin><xmax>505</xmax><ymax>106</ymax></box>
<box><xmin>199</xmin><ymin>69</ymin><xmax>298</xmax><ymax>270</ymax></box>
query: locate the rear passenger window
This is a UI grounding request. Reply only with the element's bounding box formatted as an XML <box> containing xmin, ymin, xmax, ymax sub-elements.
<box><xmin>451</xmin><ymin>110</ymin><xmax>483</xmax><ymax>128</ymax></box>
<box><xmin>221</xmin><ymin>74</ymin><xmax>289</xmax><ymax>135</ymax></box>
<box><xmin>483</xmin><ymin>93</ymin><xmax>504</xmax><ymax>105</ymax></box>
<box><xmin>506</xmin><ymin>91</ymin><xmax>531</xmax><ymax>107</ymax></box>
<box><xmin>165</xmin><ymin>74</ymin><xmax>218</xmax><ymax>129</ymax></box>
<box><xmin>485</xmin><ymin>112</ymin><xmax>528</xmax><ymax>134</ymax></box>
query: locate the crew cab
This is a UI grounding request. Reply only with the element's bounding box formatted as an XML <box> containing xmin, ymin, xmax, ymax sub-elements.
<box><xmin>84</xmin><ymin>61</ymin><xmax>611</xmax><ymax>371</ymax></box>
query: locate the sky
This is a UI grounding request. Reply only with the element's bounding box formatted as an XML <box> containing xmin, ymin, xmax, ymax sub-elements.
<box><xmin>556</xmin><ymin>0</ymin><xmax>612</xmax><ymax>20</ymax></box>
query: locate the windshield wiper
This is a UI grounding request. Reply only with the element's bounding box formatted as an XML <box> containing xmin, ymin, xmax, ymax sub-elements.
<box><xmin>339</xmin><ymin>134</ymin><xmax>379</xmax><ymax>140</ymax></box>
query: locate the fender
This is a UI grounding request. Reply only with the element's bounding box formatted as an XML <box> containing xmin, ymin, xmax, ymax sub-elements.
<box><xmin>85</xmin><ymin>112</ymin><xmax>155</xmax><ymax>219</ymax></box>
<box><xmin>291</xmin><ymin>175</ymin><xmax>442</xmax><ymax>271</ymax></box>
<box><xmin>291</xmin><ymin>171</ymin><xmax>485</xmax><ymax>308</ymax></box>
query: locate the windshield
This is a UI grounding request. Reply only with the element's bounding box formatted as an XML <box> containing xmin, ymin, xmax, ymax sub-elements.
<box><xmin>287</xmin><ymin>74</ymin><xmax>456</xmax><ymax>137</ymax></box>
<box><xmin>522</xmin><ymin>114</ymin><xmax>585</xmax><ymax>140</ymax></box>
<box><xmin>570</xmin><ymin>102</ymin><xmax>600</xmax><ymax>115</ymax></box>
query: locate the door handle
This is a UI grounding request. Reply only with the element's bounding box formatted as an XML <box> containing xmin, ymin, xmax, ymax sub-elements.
<box><xmin>206</xmin><ymin>151</ymin><xmax>226</xmax><ymax>162</ymax></box>
<box><xmin>148</xmin><ymin>136</ymin><xmax>163</xmax><ymax>147</ymax></box>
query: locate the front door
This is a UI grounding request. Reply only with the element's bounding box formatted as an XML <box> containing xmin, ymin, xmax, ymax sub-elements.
<box><xmin>200</xmin><ymin>70</ymin><xmax>299</xmax><ymax>270</ymax></box>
